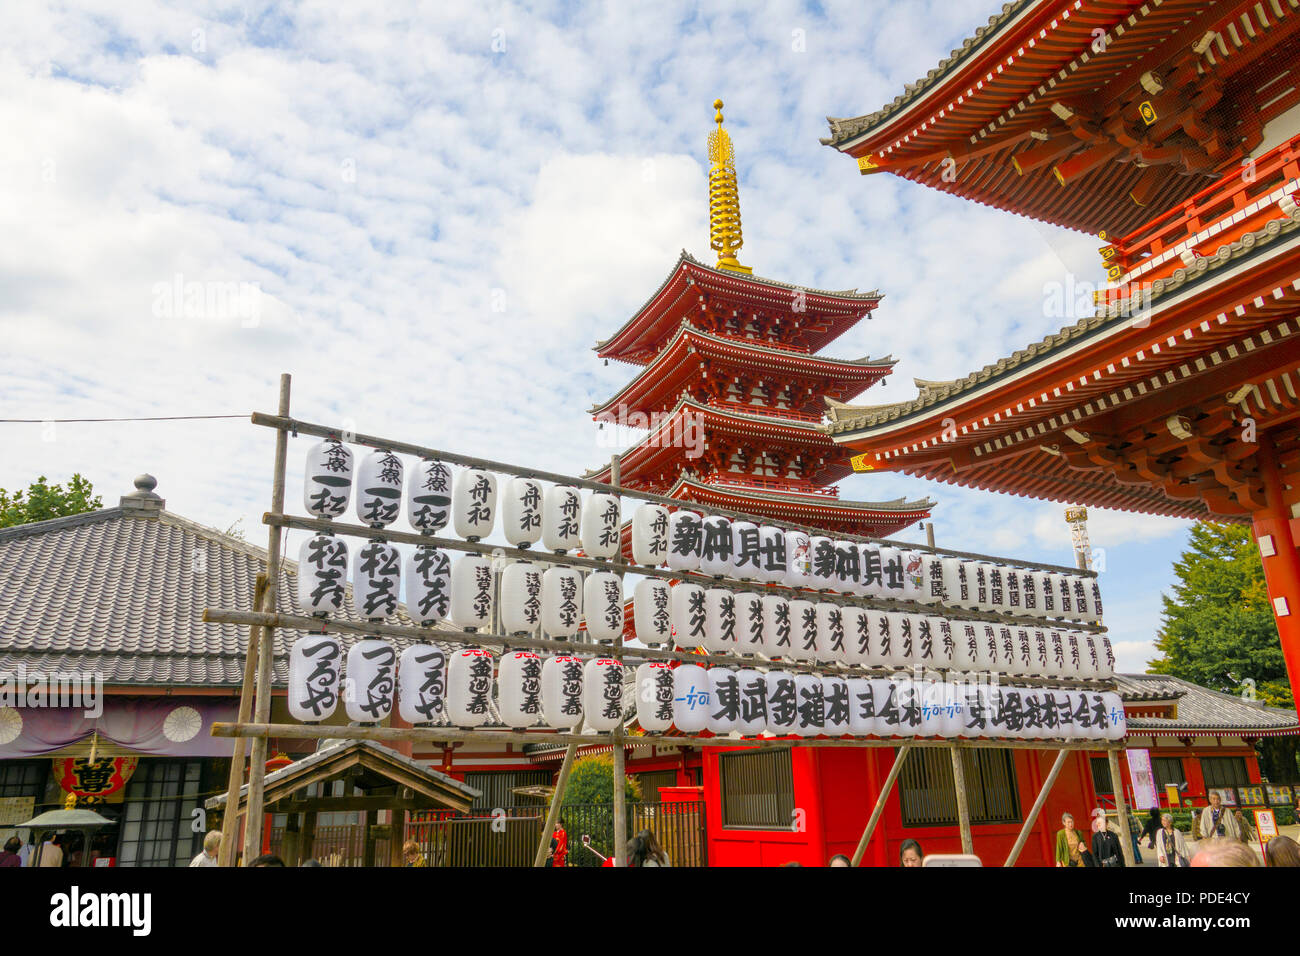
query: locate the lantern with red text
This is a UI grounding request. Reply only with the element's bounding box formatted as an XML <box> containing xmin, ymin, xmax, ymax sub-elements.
<box><xmin>447</xmin><ymin>648</ymin><xmax>494</xmax><ymax>727</ymax></box>
<box><xmin>542</xmin><ymin>655</ymin><xmax>585</xmax><ymax>729</ymax></box>
<box><xmin>635</xmin><ymin>661</ymin><xmax>675</xmax><ymax>733</ymax></box>
<box><xmin>498</xmin><ymin>650</ymin><xmax>544</xmax><ymax>728</ymax></box>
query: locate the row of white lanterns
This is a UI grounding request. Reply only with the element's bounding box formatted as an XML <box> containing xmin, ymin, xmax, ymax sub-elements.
<box><xmin>287</xmin><ymin>637</ymin><xmax>1126</xmax><ymax>740</ymax></box>
<box><xmin>303</xmin><ymin>441</ymin><xmax>1103</xmax><ymax>623</ymax></box>
<box><xmin>300</xmin><ymin>537</ymin><xmax>1112</xmax><ymax>681</ymax></box>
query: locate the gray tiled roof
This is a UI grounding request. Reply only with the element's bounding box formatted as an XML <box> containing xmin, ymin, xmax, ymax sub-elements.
<box><xmin>823</xmin><ymin>214</ymin><xmax>1300</xmax><ymax>436</ymax></box>
<box><xmin>0</xmin><ymin>504</ymin><xmax>433</xmax><ymax>688</ymax></box>
<box><xmin>1119</xmin><ymin>674</ymin><xmax>1300</xmax><ymax>734</ymax></box>
<box><xmin>822</xmin><ymin>1</ymin><xmax>1032</xmax><ymax>147</ymax></box>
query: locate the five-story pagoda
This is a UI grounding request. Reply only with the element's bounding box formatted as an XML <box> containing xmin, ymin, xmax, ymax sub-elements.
<box><xmin>588</xmin><ymin>100</ymin><xmax>933</xmax><ymax>536</ymax></box>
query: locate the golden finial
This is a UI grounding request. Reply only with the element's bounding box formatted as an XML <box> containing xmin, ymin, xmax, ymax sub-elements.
<box><xmin>707</xmin><ymin>98</ymin><xmax>751</xmax><ymax>275</ymax></box>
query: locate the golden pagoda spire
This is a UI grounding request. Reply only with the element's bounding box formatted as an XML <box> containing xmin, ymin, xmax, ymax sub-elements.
<box><xmin>707</xmin><ymin>99</ymin><xmax>752</xmax><ymax>275</ymax></box>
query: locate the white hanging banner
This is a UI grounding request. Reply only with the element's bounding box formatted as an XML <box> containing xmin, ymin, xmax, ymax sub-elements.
<box><xmin>298</xmin><ymin>534</ymin><xmax>348</xmax><ymax>615</ymax></box>
<box><xmin>632</xmin><ymin>578</ymin><xmax>671</xmax><ymax>646</ymax></box>
<box><xmin>580</xmin><ymin>493</ymin><xmax>621</xmax><ymax>560</ymax></box>
<box><xmin>355</xmin><ymin>450</ymin><xmax>403</xmax><ymax>528</ymax></box>
<box><xmin>397</xmin><ymin>644</ymin><xmax>446</xmax><ymax>725</ymax></box>
<box><xmin>303</xmin><ymin>440</ymin><xmax>353</xmax><ymax>518</ymax></box>
<box><xmin>542</xmin><ymin>485</ymin><xmax>583</xmax><ymax>553</ymax></box>
<box><xmin>287</xmin><ymin>636</ymin><xmax>341</xmax><ymax>723</ymax></box>
<box><xmin>408</xmin><ymin>459</ymin><xmax>453</xmax><ymax>534</ymax></box>
<box><xmin>343</xmin><ymin>639</ymin><xmax>396</xmax><ymax>723</ymax></box>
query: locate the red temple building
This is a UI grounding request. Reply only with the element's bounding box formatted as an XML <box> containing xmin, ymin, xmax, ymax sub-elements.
<box><xmin>817</xmin><ymin>0</ymin><xmax>1300</xmax><ymax>707</ymax></box>
<box><xmin>587</xmin><ymin>100</ymin><xmax>933</xmax><ymax>538</ymax></box>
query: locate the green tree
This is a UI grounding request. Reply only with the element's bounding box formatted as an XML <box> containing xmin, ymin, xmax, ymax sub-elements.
<box><xmin>0</xmin><ymin>474</ymin><xmax>102</xmax><ymax>528</ymax></box>
<box><xmin>1149</xmin><ymin>521</ymin><xmax>1297</xmax><ymax>779</ymax></box>
<box><xmin>557</xmin><ymin>754</ymin><xmax>641</xmax><ymax>867</ymax></box>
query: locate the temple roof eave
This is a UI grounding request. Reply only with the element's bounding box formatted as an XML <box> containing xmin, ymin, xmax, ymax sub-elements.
<box><xmin>669</xmin><ymin>475</ymin><xmax>935</xmax><ymax>516</ymax></box>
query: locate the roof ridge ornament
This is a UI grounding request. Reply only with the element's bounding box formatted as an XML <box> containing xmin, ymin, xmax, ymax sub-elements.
<box><xmin>707</xmin><ymin>99</ymin><xmax>752</xmax><ymax>276</ymax></box>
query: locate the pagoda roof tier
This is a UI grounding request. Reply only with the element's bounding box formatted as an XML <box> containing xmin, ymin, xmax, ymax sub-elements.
<box><xmin>665</xmin><ymin>476</ymin><xmax>933</xmax><ymax>537</ymax></box>
<box><xmin>590</xmin><ymin>324</ymin><xmax>895</xmax><ymax>418</ymax></box>
<box><xmin>824</xmin><ymin>216</ymin><xmax>1300</xmax><ymax>520</ymax></box>
<box><xmin>596</xmin><ymin>251</ymin><xmax>881</xmax><ymax>365</ymax></box>
<box><xmin>822</xmin><ymin>0</ymin><xmax>1300</xmax><ymax>236</ymax></box>
<box><xmin>589</xmin><ymin>397</ymin><xmax>856</xmax><ymax>488</ymax></box>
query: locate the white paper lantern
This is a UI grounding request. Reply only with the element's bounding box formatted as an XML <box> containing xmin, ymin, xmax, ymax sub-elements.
<box><xmin>841</xmin><ymin>606</ymin><xmax>870</xmax><ymax>667</ymax></box>
<box><xmin>584</xmin><ymin>571</ymin><xmax>623</xmax><ymax>643</ymax></box>
<box><xmin>893</xmin><ymin>679</ymin><xmax>922</xmax><ymax>736</ymax></box>
<box><xmin>876</xmin><ymin>546</ymin><xmax>906</xmax><ymax>600</ymax></box>
<box><xmin>542</xmin><ymin>485</ymin><xmax>583</xmax><ymax>553</ymax></box>
<box><xmin>994</xmin><ymin>626</ymin><xmax>1017</xmax><ymax>674</ymax></box>
<box><xmin>542</xmin><ymin>655</ymin><xmax>585</xmax><ymax>728</ymax></box>
<box><xmin>735</xmin><ymin>668</ymin><xmax>768</xmax><ymax>736</ymax></box>
<box><xmin>699</xmin><ymin>516</ymin><xmax>733</xmax><ymax>577</ymax></box>
<box><xmin>1101</xmin><ymin>691</ymin><xmax>1126</xmax><ymax>740</ymax></box>
<box><xmin>729</xmin><ymin>520</ymin><xmax>761</xmax><ymax>580</ymax></box>
<box><xmin>298</xmin><ymin>534</ymin><xmax>348</xmax><ymax>615</ymax></box>
<box><xmin>707</xmin><ymin>667</ymin><xmax>739</xmax><ymax>734</ymax></box>
<box><xmin>635</xmin><ymin>661</ymin><xmax>675</xmax><ymax>733</ymax></box>
<box><xmin>666</xmin><ymin>510</ymin><xmax>702</xmax><ymax>572</ymax></box>
<box><xmin>452</xmin><ymin>468</ymin><xmax>497</xmax><ymax>539</ymax></box>
<box><xmin>871</xmin><ymin>678</ymin><xmax>900</xmax><ymax>736</ymax></box>
<box><xmin>734</xmin><ymin>590</ymin><xmax>765</xmax><ymax>656</ymax></box>
<box><xmin>1035</xmin><ymin>571</ymin><xmax>1058</xmax><ymax>618</ymax></box>
<box><xmin>703</xmin><ymin>587</ymin><xmax>739</xmax><ymax>654</ymax></box>
<box><xmin>672</xmin><ymin>663</ymin><xmax>710</xmax><ymax>733</ymax></box>
<box><xmin>405</xmin><ymin>545</ymin><xmax>451</xmax><ymax>626</ymax></box>
<box><xmin>1068</xmin><ymin>575</ymin><xmax>1092</xmax><ymax>620</ymax></box>
<box><xmin>783</xmin><ymin>530</ymin><xmax>814</xmax><ymax>589</ymax></box>
<box><xmin>633</xmin><ymin>578</ymin><xmax>672</xmax><ymax>647</ymax></box>
<box><xmin>287</xmin><ymin>635</ymin><xmax>341</xmax><ymax>722</ymax></box>
<box><xmin>408</xmin><ymin>459</ymin><xmax>453</xmax><ymax>534</ymax></box>
<box><xmin>502</xmin><ymin>477</ymin><xmax>544</xmax><ymax>548</ymax></box>
<box><xmin>446</xmin><ymin>648</ymin><xmax>494</xmax><ymax>727</ymax></box>
<box><xmin>815</xmin><ymin>602</ymin><xmax>845</xmax><ymax>665</ymax></box>
<box><xmin>355</xmin><ymin>450</ymin><xmax>403</xmax><ymax>528</ymax></box>
<box><xmin>919</xmin><ymin>554</ymin><xmax>946</xmax><ymax>605</ymax></box>
<box><xmin>1018</xmin><ymin>688</ymin><xmax>1047</xmax><ymax>740</ymax></box>
<box><xmin>583</xmin><ymin>657</ymin><xmax>624</xmax><ymax>732</ymax></box>
<box><xmin>1051</xmin><ymin>690</ymin><xmax>1079</xmax><ymax>740</ymax></box>
<box><xmin>1043</xmin><ymin>629</ymin><xmax>1066</xmax><ymax>679</ymax></box>
<box><xmin>1088</xmin><ymin>578</ymin><xmax>1104</xmax><ymax>622</ymax></box>
<box><xmin>787</xmin><ymin>599</ymin><xmax>818</xmax><ymax>662</ymax></box>
<box><xmin>899</xmin><ymin>551</ymin><xmax>925</xmax><ymax>603</ymax></box>
<box><xmin>541</xmin><ymin>565</ymin><xmax>583</xmax><ymax>638</ymax></box>
<box><xmin>756</xmin><ymin>526</ymin><xmax>787</xmax><ymax>584</ymax></box>
<box><xmin>1012</xmin><ymin>627</ymin><xmax>1035</xmax><ymax>676</ymax></box>
<box><xmin>991</xmin><ymin>687</ymin><xmax>1022</xmax><ymax>739</ymax></box>
<box><xmin>1019</xmin><ymin>570</ymin><xmax>1044</xmax><ymax>618</ymax></box>
<box><xmin>940</xmin><ymin>682</ymin><xmax>966</xmax><ymax>738</ymax></box>
<box><xmin>303</xmin><ymin>439</ymin><xmax>353</xmax><ymax>518</ymax></box>
<box><xmin>1063</xmin><ymin>631</ymin><xmax>1083</xmax><ymax>678</ymax></box>
<box><xmin>940</xmin><ymin>559</ymin><xmax>972</xmax><ymax>609</ymax></box>
<box><xmin>986</xmin><ymin>566</ymin><xmax>1011</xmax><ymax>614</ymax></box>
<box><xmin>353</xmin><ymin>540</ymin><xmax>401</xmax><ymax>621</ymax></box>
<box><xmin>1077</xmin><ymin>632</ymin><xmax>1101</xmax><ymax>680</ymax></box>
<box><xmin>792</xmin><ymin>673</ymin><xmax>823</xmax><ymax>738</ymax></box>
<box><xmin>760</xmin><ymin>594</ymin><xmax>792</xmax><ymax>659</ymax></box>
<box><xmin>950</xmin><ymin>620</ymin><xmax>978</xmax><ymax>671</ymax></box>
<box><xmin>832</xmin><ymin>540</ymin><xmax>861</xmax><ymax>594</ymax></box>
<box><xmin>631</xmin><ymin>504</ymin><xmax>670</xmax><ymax>566</ymax></box>
<box><xmin>822</xmin><ymin>676</ymin><xmax>850</xmax><ymax>735</ymax></box>
<box><xmin>971</xmin><ymin>562</ymin><xmax>995</xmax><ymax>612</ymax></box>
<box><xmin>580</xmin><ymin>493</ymin><xmax>621</xmax><ymax>560</ymax></box>
<box><xmin>343</xmin><ymin>639</ymin><xmax>396</xmax><ymax>723</ymax></box>
<box><xmin>808</xmin><ymin>536</ymin><xmax>836</xmax><ymax>590</ymax></box>
<box><xmin>1004</xmin><ymin>567</ymin><xmax>1024</xmax><ymax>616</ymax></box>
<box><xmin>498</xmin><ymin>650</ymin><xmax>544</xmax><ymax>728</ymax></box>
<box><xmin>974</xmin><ymin>622</ymin><xmax>1000</xmax><ymax>673</ymax></box>
<box><xmin>1096</xmin><ymin>634</ymin><xmax>1115</xmax><ymax>680</ymax></box>
<box><xmin>449</xmin><ymin>553</ymin><xmax>493</xmax><ymax>630</ymax></box>
<box><xmin>846</xmin><ymin>677</ymin><xmax>877</xmax><ymax>736</ymax></box>
<box><xmin>859</xmin><ymin>610</ymin><xmax>887</xmax><ymax>668</ymax></box>
<box><xmin>919</xmin><ymin>680</ymin><xmax>944</xmax><ymax>737</ymax></box>
<box><xmin>1046</xmin><ymin>573</ymin><xmax>1073</xmax><ymax>618</ymax></box>
<box><xmin>933</xmin><ymin>617</ymin><xmax>957</xmax><ymax>670</ymax></box>
<box><xmin>764</xmin><ymin>670</ymin><xmax>798</xmax><ymax>736</ymax></box>
<box><xmin>877</xmin><ymin>612</ymin><xmax>907</xmax><ymax>669</ymax></box>
<box><xmin>397</xmin><ymin>644</ymin><xmax>446</xmax><ymax>725</ymax></box>
<box><xmin>911</xmin><ymin>615</ymin><xmax>938</xmax><ymax>670</ymax></box>
<box><xmin>671</xmin><ymin>583</ymin><xmax>707</xmax><ymax>649</ymax></box>
<box><xmin>897</xmin><ymin>613</ymin><xmax>923</xmax><ymax>668</ymax></box>
<box><xmin>499</xmin><ymin>561</ymin><xmax>542</xmax><ymax>635</ymax></box>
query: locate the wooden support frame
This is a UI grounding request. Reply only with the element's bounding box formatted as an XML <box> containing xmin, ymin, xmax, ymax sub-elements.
<box><xmin>1004</xmin><ymin>748</ymin><xmax>1069</xmax><ymax>866</ymax></box>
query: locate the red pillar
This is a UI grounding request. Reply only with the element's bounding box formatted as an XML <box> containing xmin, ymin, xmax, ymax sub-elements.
<box><xmin>1252</xmin><ymin>436</ymin><xmax>1300</xmax><ymax>714</ymax></box>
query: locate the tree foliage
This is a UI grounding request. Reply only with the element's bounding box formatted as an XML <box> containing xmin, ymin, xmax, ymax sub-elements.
<box><xmin>1149</xmin><ymin>521</ymin><xmax>1296</xmax><ymax>779</ymax></box>
<box><xmin>559</xmin><ymin>754</ymin><xmax>641</xmax><ymax>807</ymax></box>
<box><xmin>0</xmin><ymin>474</ymin><xmax>102</xmax><ymax>528</ymax></box>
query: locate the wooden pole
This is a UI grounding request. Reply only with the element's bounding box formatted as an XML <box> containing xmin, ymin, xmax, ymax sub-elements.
<box><xmin>243</xmin><ymin>373</ymin><xmax>291</xmax><ymax>864</ymax></box>
<box><xmin>950</xmin><ymin>742</ymin><xmax>974</xmax><ymax>855</ymax></box>
<box><xmin>850</xmin><ymin>744</ymin><xmax>911</xmax><ymax>866</ymax></box>
<box><xmin>533</xmin><ymin>743</ymin><xmax>579</xmax><ymax>867</ymax></box>
<box><xmin>609</xmin><ymin>453</ymin><xmax>628</xmax><ymax>868</ymax></box>
<box><xmin>1107</xmin><ymin>748</ymin><xmax>1136</xmax><ymax>865</ymax></box>
<box><xmin>1004</xmin><ymin>748</ymin><xmax>1069</xmax><ymax>866</ymax></box>
<box><xmin>301</xmin><ymin>810</ymin><xmax>317</xmax><ymax>864</ymax></box>
<box><xmin>219</xmin><ymin>573</ymin><xmax>267</xmax><ymax>867</ymax></box>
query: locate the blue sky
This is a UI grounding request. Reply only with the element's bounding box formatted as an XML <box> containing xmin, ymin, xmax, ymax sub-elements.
<box><xmin>0</xmin><ymin>0</ymin><xmax>1195</xmax><ymax>671</ymax></box>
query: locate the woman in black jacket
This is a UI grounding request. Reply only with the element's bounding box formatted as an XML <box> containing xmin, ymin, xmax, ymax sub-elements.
<box><xmin>1091</xmin><ymin>817</ymin><xmax>1126</xmax><ymax>867</ymax></box>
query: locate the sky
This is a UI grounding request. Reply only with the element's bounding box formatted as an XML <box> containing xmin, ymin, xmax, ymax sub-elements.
<box><xmin>0</xmin><ymin>0</ymin><xmax>1197</xmax><ymax>673</ymax></box>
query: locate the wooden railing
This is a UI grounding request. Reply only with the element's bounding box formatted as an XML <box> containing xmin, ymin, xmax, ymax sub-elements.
<box><xmin>1104</xmin><ymin>132</ymin><xmax>1300</xmax><ymax>284</ymax></box>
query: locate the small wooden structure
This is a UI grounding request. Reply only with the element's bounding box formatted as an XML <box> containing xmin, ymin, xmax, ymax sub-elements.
<box><xmin>206</xmin><ymin>739</ymin><xmax>478</xmax><ymax>866</ymax></box>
